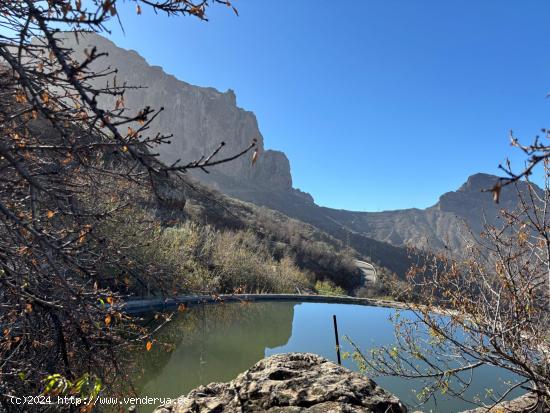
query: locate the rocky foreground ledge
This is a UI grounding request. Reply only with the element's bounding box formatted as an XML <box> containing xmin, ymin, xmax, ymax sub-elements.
<box><xmin>153</xmin><ymin>353</ymin><xmax>407</xmax><ymax>413</ymax></box>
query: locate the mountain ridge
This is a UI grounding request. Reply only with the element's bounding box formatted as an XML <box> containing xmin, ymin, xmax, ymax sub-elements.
<box><xmin>58</xmin><ymin>32</ymin><xmax>532</xmax><ymax>269</ymax></box>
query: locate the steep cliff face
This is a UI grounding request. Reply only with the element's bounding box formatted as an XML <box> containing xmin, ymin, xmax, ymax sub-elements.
<box><xmin>59</xmin><ymin>32</ymin><xmax>295</xmax><ymax>193</ymax></box>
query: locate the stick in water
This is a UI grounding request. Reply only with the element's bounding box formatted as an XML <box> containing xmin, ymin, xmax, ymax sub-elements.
<box><xmin>333</xmin><ymin>314</ymin><xmax>341</xmax><ymax>365</ymax></box>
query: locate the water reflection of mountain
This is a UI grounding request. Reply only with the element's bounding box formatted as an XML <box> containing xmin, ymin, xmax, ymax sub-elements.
<box><xmin>134</xmin><ymin>301</ymin><xmax>295</xmax><ymax>404</ymax></box>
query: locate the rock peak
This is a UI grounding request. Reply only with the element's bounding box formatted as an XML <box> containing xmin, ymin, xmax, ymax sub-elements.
<box><xmin>458</xmin><ymin>173</ymin><xmax>500</xmax><ymax>193</ymax></box>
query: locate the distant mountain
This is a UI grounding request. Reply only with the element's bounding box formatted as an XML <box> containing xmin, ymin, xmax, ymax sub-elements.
<box><xmin>319</xmin><ymin>173</ymin><xmax>540</xmax><ymax>253</ymax></box>
<box><xmin>219</xmin><ymin>170</ymin><xmax>541</xmax><ymax>258</ymax></box>
<box><xmin>59</xmin><ymin>33</ymin><xmax>534</xmax><ymax>272</ymax></box>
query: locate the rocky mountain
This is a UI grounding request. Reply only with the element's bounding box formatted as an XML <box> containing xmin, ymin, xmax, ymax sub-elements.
<box><xmin>319</xmin><ymin>173</ymin><xmax>538</xmax><ymax>252</ymax></box>
<box><xmin>58</xmin><ymin>32</ymin><xmax>295</xmax><ymax>195</ymax></box>
<box><xmin>57</xmin><ymin>32</ymin><xmax>413</xmax><ymax>277</ymax></box>
<box><xmin>59</xmin><ymin>32</ymin><xmax>533</xmax><ymax>272</ymax></box>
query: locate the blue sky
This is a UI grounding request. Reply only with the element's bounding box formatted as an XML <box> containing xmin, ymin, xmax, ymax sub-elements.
<box><xmin>107</xmin><ymin>0</ymin><xmax>550</xmax><ymax>211</ymax></box>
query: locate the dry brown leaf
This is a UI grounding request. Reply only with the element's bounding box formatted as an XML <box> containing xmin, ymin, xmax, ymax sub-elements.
<box><xmin>491</xmin><ymin>183</ymin><xmax>501</xmax><ymax>204</ymax></box>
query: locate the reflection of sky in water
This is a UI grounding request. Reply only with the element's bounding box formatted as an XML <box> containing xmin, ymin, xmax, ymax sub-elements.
<box><xmin>266</xmin><ymin>302</ymin><xmax>398</xmax><ymax>359</ymax></box>
<box><xmin>136</xmin><ymin>302</ymin><xmax>522</xmax><ymax>413</ymax></box>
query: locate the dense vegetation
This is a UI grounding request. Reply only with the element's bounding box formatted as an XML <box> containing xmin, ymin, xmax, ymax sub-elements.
<box><xmin>99</xmin><ymin>173</ymin><xmax>367</xmax><ymax>297</ymax></box>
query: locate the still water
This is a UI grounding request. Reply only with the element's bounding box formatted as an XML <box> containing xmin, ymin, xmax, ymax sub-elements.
<box><xmin>134</xmin><ymin>301</ymin><xmax>521</xmax><ymax>412</ymax></box>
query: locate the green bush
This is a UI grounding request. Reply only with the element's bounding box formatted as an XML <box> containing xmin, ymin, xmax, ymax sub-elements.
<box><xmin>314</xmin><ymin>280</ymin><xmax>346</xmax><ymax>296</ymax></box>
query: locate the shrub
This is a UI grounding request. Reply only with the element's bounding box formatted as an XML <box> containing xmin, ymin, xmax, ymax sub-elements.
<box><xmin>114</xmin><ymin>218</ymin><xmax>312</xmax><ymax>295</ymax></box>
<box><xmin>314</xmin><ymin>280</ymin><xmax>346</xmax><ymax>296</ymax></box>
